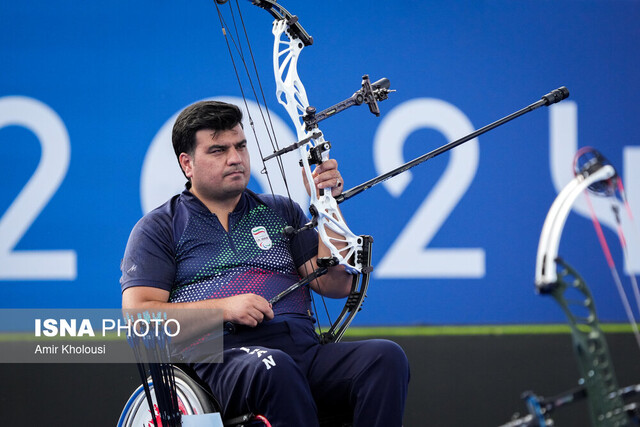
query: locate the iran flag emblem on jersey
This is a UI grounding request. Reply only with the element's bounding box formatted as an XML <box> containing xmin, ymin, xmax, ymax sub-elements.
<box><xmin>251</xmin><ymin>226</ymin><xmax>273</xmax><ymax>250</ymax></box>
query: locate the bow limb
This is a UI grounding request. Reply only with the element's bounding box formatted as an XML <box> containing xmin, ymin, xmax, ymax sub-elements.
<box><xmin>271</xmin><ymin>18</ymin><xmax>310</xmax><ymax>139</ymax></box>
<box><xmin>535</xmin><ymin>165</ymin><xmax>616</xmax><ymax>289</ymax></box>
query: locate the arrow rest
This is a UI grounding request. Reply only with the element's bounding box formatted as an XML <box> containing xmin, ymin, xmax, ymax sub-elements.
<box><xmin>300</xmin><ymin>140</ymin><xmax>331</xmax><ymax>167</ymax></box>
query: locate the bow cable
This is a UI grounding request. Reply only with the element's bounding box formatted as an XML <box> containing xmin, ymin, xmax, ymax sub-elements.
<box><xmin>213</xmin><ymin>1</ymin><xmax>281</xmax><ymax>181</ymax></box>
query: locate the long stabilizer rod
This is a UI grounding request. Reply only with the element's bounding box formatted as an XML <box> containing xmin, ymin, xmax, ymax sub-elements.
<box><xmin>336</xmin><ymin>86</ymin><xmax>569</xmax><ymax>204</ymax></box>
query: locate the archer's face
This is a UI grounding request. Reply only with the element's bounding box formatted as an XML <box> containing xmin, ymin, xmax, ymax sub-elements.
<box><xmin>181</xmin><ymin>124</ymin><xmax>251</xmax><ymax>203</ymax></box>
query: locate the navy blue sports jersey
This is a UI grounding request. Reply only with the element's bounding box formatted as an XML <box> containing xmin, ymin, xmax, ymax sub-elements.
<box><xmin>120</xmin><ymin>189</ymin><xmax>318</xmax><ymax>316</ymax></box>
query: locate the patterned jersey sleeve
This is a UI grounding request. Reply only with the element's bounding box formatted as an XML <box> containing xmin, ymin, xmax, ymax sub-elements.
<box><xmin>119</xmin><ymin>207</ymin><xmax>176</xmax><ymax>293</ymax></box>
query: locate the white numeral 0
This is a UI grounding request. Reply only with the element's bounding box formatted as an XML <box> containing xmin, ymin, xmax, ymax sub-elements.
<box><xmin>0</xmin><ymin>96</ymin><xmax>76</xmax><ymax>280</ymax></box>
<box><xmin>373</xmin><ymin>98</ymin><xmax>485</xmax><ymax>278</ymax></box>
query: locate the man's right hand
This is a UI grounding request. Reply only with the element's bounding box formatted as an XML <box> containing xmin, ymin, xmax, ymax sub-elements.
<box><xmin>219</xmin><ymin>293</ymin><xmax>274</xmax><ymax>327</ymax></box>
<box><xmin>122</xmin><ymin>287</ymin><xmax>274</xmax><ymax>328</ymax></box>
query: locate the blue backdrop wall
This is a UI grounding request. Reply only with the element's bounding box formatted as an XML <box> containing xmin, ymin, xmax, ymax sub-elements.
<box><xmin>1</xmin><ymin>0</ymin><xmax>639</xmax><ymax>326</ymax></box>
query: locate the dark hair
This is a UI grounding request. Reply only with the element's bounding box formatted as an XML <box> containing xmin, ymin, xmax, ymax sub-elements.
<box><xmin>171</xmin><ymin>100</ymin><xmax>243</xmax><ymax>176</ymax></box>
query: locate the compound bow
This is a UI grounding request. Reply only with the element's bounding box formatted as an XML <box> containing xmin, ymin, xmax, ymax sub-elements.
<box><xmin>213</xmin><ymin>0</ymin><xmax>571</xmax><ymax>343</ymax></box>
<box><xmin>214</xmin><ymin>0</ymin><xmax>388</xmax><ymax>343</ymax></box>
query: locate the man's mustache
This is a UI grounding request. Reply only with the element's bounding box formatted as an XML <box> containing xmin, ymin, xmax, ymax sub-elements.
<box><xmin>224</xmin><ymin>167</ymin><xmax>245</xmax><ymax>176</ymax></box>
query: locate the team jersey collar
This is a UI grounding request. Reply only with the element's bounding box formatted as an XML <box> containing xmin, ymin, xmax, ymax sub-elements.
<box><xmin>181</xmin><ymin>188</ymin><xmax>250</xmax><ymax>218</ymax></box>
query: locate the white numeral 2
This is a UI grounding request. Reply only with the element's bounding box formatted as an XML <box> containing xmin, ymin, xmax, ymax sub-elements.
<box><xmin>373</xmin><ymin>98</ymin><xmax>485</xmax><ymax>278</ymax></box>
<box><xmin>0</xmin><ymin>97</ymin><xmax>76</xmax><ymax>280</ymax></box>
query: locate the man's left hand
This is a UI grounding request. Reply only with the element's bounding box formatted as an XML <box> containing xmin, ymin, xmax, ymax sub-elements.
<box><xmin>303</xmin><ymin>159</ymin><xmax>344</xmax><ymax>198</ymax></box>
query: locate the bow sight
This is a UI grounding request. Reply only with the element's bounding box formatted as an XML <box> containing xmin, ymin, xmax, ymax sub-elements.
<box><xmin>303</xmin><ymin>75</ymin><xmax>394</xmax><ymax>131</ymax></box>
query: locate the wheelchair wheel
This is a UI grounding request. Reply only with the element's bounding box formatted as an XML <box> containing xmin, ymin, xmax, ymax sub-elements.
<box><xmin>117</xmin><ymin>365</ymin><xmax>218</xmax><ymax>427</ymax></box>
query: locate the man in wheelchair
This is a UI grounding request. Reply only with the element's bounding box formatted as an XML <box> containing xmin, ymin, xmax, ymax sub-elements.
<box><xmin>120</xmin><ymin>100</ymin><xmax>409</xmax><ymax>426</ymax></box>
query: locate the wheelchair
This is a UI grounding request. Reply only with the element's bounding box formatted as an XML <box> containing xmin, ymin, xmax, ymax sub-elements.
<box><xmin>118</xmin><ymin>364</ymin><xmax>217</xmax><ymax>427</ymax></box>
<box><xmin>118</xmin><ymin>364</ymin><xmax>352</xmax><ymax>427</ymax></box>
<box><xmin>117</xmin><ymin>364</ymin><xmax>272</xmax><ymax>427</ymax></box>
